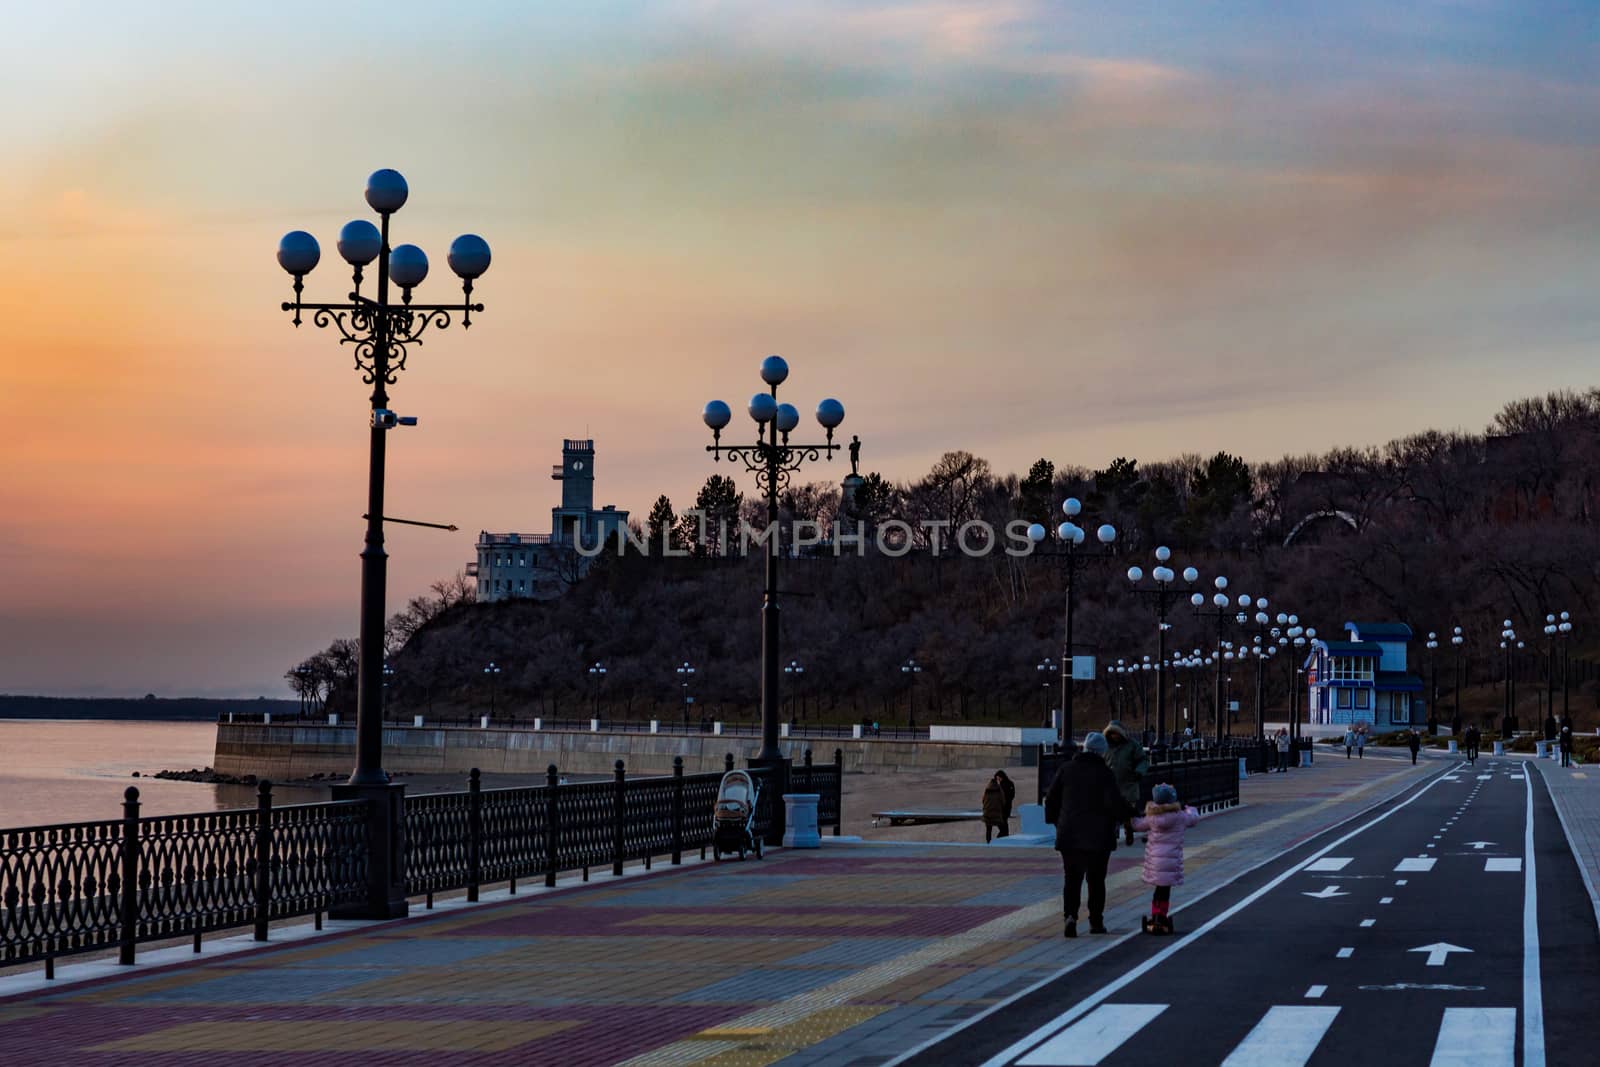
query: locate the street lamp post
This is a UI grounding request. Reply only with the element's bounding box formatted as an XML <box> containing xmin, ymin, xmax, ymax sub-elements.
<box><xmin>1191</xmin><ymin>576</ymin><xmax>1233</xmax><ymax>742</ymax></box>
<box><xmin>483</xmin><ymin>662</ymin><xmax>502</xmax><ymax>719</ymax></box>
<box><xmin>1557</xmin><ymin>613</ymin><xmax>1574</xmax><ymax>727</ymax></box>
<box><xmin>1499</xmin><ymin>620</ymin><xmax>1517</xmax><ymax>738</ymax></box>
<box><xmin>277</xmin><ymin>170</ymin><xmax>489</xmax><ymax>790</ymax></box>
<box><xmin>1426</xmin><ymin>632</ymin><xmax>1439</xmax><ymax>733</ymax></box>
<box><xmin>677</xmin><ymin>662</ymin><xmax>696</xmax><ymax>725</ymax></box>
<box><xmin>784</xmin><ymin>660</ymin><xmax>805</xmax><ymax>727</ymax></box>
<box><xmin>702</xmin><ymin>356</ymin><xmax>845</xmax><ymax>817</ymax></box>
<box><xmin>1450</xmin><ymin>626</ymin><xmax>1465</xmax><ymax>734</ymax></box>
<box><xmin>1036</xmin><ymin>657</ymin><xmax>1059</xmax><ymax>729</ymax></box>
<box><xmin>1027</xmin><ymin>501</ymin><xmax>1117</xmax><ymax>752</ymax></box>
<box><xmin>587</xmin><ymin>662</ymin><xmax>607</xmax><ymax>721</ymax></box>
<box><xmin>901</xmin><ymin>659</ymin><xmax>923</xmax><ymax>730</ymax></box>
<box><xmin>1127</xmin><ymin>548</ymin><xmax>1198</xmax><ymax>748</ymax></box>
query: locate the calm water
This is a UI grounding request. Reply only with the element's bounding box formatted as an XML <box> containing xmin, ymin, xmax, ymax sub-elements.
<box><xmin>0</xmin><ymin>719</ymin><xmax>329</xmax><ymax>828</ymax></box>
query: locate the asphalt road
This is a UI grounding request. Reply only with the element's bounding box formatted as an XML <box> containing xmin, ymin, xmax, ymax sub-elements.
<box><xmin>897</xmin><ymin>757</ymin><xmax>1598</xmax><ymax>1066</ymax></box>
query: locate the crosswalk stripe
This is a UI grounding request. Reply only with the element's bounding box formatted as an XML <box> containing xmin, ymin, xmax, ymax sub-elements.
<box><xmin>1219</xmin><ymin>1006</ymin><xmax>1340</xmax><ymax>1067</ymax></box>
<box><xmin>1016</xmin><ymin>1004</ymin><xmax>1168</xmax><ymax>1066</ymax></box>
<box><xmin>1305</xmin><ymin>857</ymin><xmax>1351</xmax><ymax>872</ymax></box>
<box><xmin>1486</xmin><ymin>858</ymin><xmax>1522</xmax><ymax>872</ymax></box>
<box><xmin>1430</xmin><ymin>1007</ymin><xmax>1515</xmax><ymax>1066</ymax></box>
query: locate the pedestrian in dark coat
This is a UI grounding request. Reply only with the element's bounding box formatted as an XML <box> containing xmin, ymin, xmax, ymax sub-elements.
<box><xmin>981</xmin><ymin>772</ymin><xmax>1012</xmax><ymax>842</ymax></box>
<box><xmin>1044</xmin><ymin>732</ymin><xmax>1134</xmax><ymax>938</ymax></box>
<box><xmin>1464</xmin><ymin>724</ymin><xmax>1480</xmax><ymax>764</ymax></box>
<box><xmin>1406</xmin><ymin>730</ymin><xmax>1421</xmax><ymax>765</ymax></box>
<box><xmin>1101</xmin><ymin>720</ymin><xmax>1148</xmax><ymax>846</ymax></box>
<box><xmin>1559</xmin><ymin>725</ymin><xmax>1574</xmax><ymax>768</ymax></box>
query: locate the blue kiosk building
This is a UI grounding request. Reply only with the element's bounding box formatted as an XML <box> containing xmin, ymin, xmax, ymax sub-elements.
<box><xmin>1306</xmin><ymin>622</ymin><xmax>1425</xmax><ymax>733</ymax></box>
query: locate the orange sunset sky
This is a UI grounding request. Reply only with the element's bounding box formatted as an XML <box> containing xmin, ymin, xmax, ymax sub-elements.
<box><xmin>2</xmin><ymin>2</ymin><xmax>1598</xmax><ymax>695</ymax></box>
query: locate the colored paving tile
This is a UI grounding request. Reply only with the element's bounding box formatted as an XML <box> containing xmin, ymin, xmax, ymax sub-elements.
<box><xmin>0</xmin><ymin>759</ymin><xmax>1440</xmax><ymax>1066</ymax></box>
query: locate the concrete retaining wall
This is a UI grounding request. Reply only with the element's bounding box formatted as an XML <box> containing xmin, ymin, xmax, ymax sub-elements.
<box><xmin>213</xmin><ymin>723</ymin><xmax>1024</xmax><ymax>780</ymax></box>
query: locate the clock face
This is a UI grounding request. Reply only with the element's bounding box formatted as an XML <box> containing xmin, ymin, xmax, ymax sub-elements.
<box><xmin>573</xmin><ymin>460</ymin><xmax>585</xmax><ymax>471</ymax></box>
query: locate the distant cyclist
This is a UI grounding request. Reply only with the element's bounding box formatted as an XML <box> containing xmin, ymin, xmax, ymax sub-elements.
<box><xmin>1463</xmin><ymin>724</ymin><xmax>1480</xmax><ymax>765</ymax></box>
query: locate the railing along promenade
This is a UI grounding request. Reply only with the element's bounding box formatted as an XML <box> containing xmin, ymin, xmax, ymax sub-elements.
<box><xmin>1</xmin><ymin>750</ymin><xmax>843</xmax><ymax>977</ymax></box>
<box><xmin>223</xmin><ymin>709</ymin><xmax>932</xmax><ymax>741</ymax></box>
<box><xmin>1035</xmin><ymin>745</ymin><xmax>1245</xmax><ymax>811</ymax></box>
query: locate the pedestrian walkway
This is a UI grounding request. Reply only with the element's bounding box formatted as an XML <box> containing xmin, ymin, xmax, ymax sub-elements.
<box><xmin>1532</xmin><ymin>756</ymin><xmax>1600</xmax><ymax>931</ymax></box>
<box><xmin>0</xmin><ymin>757</ymin><xmax>1434</xmax><ymax>1066</ymax></box>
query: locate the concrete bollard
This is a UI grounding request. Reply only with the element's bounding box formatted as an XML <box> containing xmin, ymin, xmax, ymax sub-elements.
<box><xmin>480</xmin><ymin>715</ymin><xmax>489</xmax><ymax>729</ymax></box>
<box><xmin>590</xmin><ymin>718</ymin><xmax>600</xmax><ymax>732</ymax></box>
<box><xmin>534</xmin><ymin>717</ymin><xmax>542</xmax><ymax>731</ymax></box>
<box><xmin>650</xmin><ymin>719</ymin><xmax>659</xmax><ymax>734</ymax></box>
<box><xmin>413</xmin><ymin>715</ymin><xmax>424</xmax><ymax>728</ymax></box>
<box><xmin>1494</xmin><ymin>741</ymin><xmax>1505</xmax><ymax>756</ymax></box>
<box><xmin>782</xmin><ymin>794</ymin><xmax>821</xmax><ymax>848</ymax></box>
<box><xmin>1448</xmin><ymin>740</ymin><xmax>1457</xmax><ymax>753</ymax></box>
<box><xmin>263</xmin><ymin>713</ymin><xmax>272</xmax><ymax>725</ymax></box>
<box><xmin>713</xmin><ymin>721</ymin><xmax>723</xmax><ymax>736</ymax></box>
<box><xmin>852</xmin><ymin>724</ymin><xmax>863</xmax><ymax>739</ymax></box>
<box><xmin>1299</xmin><ymin>749</ymin><xmax>1312</xmax><ymax>768</ymax></box>
<box><xmin>328</xmin><ymin>713</ymin><xmax>339</xmax><ymax>726</ymax></box>
<box><xmin>781</xmin><ymin>723</ymin><xmax>791</xmax><ymax>738</ymax></box>
<box><xmin>1019</xmin><ymin>803</ymin><xmax>1048</xmax><ymax>835</ymax></box>
<box><xmin>1535</xmin><ymin>741</ymin><xmax>1547</xmax><ymax>758</ymax></box>
<box><xmin>1239</xmin><ymin>757</ymin><xmax>1249</xmax><ymax>780</ymax></box>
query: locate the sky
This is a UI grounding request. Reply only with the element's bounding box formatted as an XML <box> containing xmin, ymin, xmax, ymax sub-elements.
<box><xmin>2</xmin><ymin>1</ymin><xmax>1598</xmax><ymax>697</ymax></box>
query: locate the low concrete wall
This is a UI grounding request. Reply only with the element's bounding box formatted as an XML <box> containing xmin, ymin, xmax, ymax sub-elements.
<box><xmin>930</xmin><ymin>725</ymin><xmax>1056</xmax><ymax>745</ymax></box>
<box><xmin>213</xmin><ymin>723</ymin><xmax>1024</xmax><ymax>780</ymax></box>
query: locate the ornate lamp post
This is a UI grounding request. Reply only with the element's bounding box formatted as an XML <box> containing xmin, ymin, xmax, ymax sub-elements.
<box><xmin>702</xmin><ymin>356</ymin><xmax>845</xmax><ymax>773</ymax></box>
<box><xmin>1127</xmin><ymin>548</ymin><xmax>1197</xmax><ymax>748</ymax></box>
<box><xmin>901</xmin><ymin>658</ymin><xmax>923</xmax><ymax>730</ymax></box>
<box><xmin>1233</xmin><ymin>596</ymin><xmax>1273</xmax><ymax>740</ymax></box>
<box><xmin>784</xmin><ymin>660</ymin><xmax>805</xmax><ymax>727</ymax></box>
<box><xmin>1036</xmin><ymin>657</ymin><xmax>1059</xmax><ymax>728</ymax></box>
<box><xmin>1027</xmin><ymin>501</ymin><xmax>1117</xmax><ymax>751</ymax></box>
<box><xmin>1426</xmin><ymin>631</ymin><xmax>1440</xmax><ymax>732</ymax></box>
<box><xmin>1557</xmin><ymin>613</ymin><xmax>1574</xmax><ymax>727</ymax></box>
<box><xmin>483</xmin><ymin>662</ymin><xmax>502</xmax><ymax>718</ymax></box>
<box><xmin>587</xmin><ymin>662</ymin><xmax>607</xmax><ymax>720</ymax></box>
<box><xmin>676</xmin><ymin>661</ymin><xmax>696</xmax><ymax>725</ymax></box>
<box><xmin>1499</xmin><ymin>620</ymin><xmax>1518</xmax><ymax>738</ymax></box>
<box><xmin>1450</xmin><ymin>626</ymin><xmax>1465</xmax><ymax>733</ymax></box>
<box><xmin>1191</xmin><ymin>576</ymin><xmax>1233</xmax><ymax>742</ymax></box>
<box><xmin>277</xmin><ymin>169</ymin><xmax>489</xmax><ymax>791</ymax></box>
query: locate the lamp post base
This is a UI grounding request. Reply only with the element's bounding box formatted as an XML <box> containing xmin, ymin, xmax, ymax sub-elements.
<box><xmin>747</xmin><ymin>754</ymin><xmax>790</xmax><ymax>847</ymax></box>
<box><xmin>329</xmin><ymin>781</ymin><xmax>409</xmax><ymax>920</ymax></box>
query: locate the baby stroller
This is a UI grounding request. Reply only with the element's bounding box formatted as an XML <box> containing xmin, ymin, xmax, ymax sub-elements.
<box><xmin>711</xmin><ymin>769</ymin><xmax>764</xmax><ymax>862</ymax></box>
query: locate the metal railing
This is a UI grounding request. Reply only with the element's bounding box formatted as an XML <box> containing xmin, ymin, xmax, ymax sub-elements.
<box><xmin>0</xmin><ymin>784</ymin><xmax>367</xmax><ymax>974</ymax></box>
<box><xmin>1037</xmin><ymin>752</ymin><xmax>1241</xmax><ymax>813</ymax></box>
<box><xmin>218</xmin><ymin>710</ymin><xmax>930</xmax><ymax>742</ymax></box>
<box><xmin>401</xmin><ymin>749</ymin><xmax>844</xmax><ymax>906</ymax></box>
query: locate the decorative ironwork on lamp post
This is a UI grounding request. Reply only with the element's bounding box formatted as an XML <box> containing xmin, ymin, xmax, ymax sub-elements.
<box><xmin>702</xmin><ymin>356</ymin><xmax>845</xmax><ymax>766</ymax></box>
<box><xmin>1026</xmin><ymin>501</ymin><xmax>1117</xmax><ymax>752</ymax></box>
<box><xmin>1126</xmin><ymin>547</ymin><xmax>1197</xmax><ymax>748</ymax></box>
<box><xmin>277</xmin><ymin>168</ymin><xmax>490</xmax><ymax>789</ymax></box>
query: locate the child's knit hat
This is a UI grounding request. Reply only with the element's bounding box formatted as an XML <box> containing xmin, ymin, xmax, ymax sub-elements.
<box><xmin>1151</xmin><ymin>783</ymin><xmax>1178</xmax><ymax>805</ymax></box>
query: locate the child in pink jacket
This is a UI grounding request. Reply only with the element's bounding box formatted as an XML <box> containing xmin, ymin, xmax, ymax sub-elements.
<box><xmin>1133</xmin><ymin>783</ymin><xmax>1199</xmax><ymax>935</ymax></box>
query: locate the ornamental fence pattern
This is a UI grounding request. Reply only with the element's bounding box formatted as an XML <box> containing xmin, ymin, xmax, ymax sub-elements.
<box><xmin>1036</xmin><ymin>752</ymin><xmax>1242</xmax><ymax>812</ymax></box>
<box><xmin>0</xmin><ymin>785</ymin><xmax>367</xmax><ymax>973</ymax></box>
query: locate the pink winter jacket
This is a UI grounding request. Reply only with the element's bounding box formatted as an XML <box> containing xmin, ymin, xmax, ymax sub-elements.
<box><xmin>1131</xmin><ymin>802</ymin><xmax>1199</xmax><ymax>887</ymax></box>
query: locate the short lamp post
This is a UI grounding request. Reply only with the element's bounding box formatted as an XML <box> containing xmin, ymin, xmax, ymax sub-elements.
<box><xmin>1191</xmin><ymin>576</ymin><xmax>1233</xmax><ymax>742</ymax></box>
<box><xmin>784</xmin><ymin>660</ymin><xmax>805</xmax><ymax>727</ymax></box>
<box><xmin>702</xmin><ymin>357</ymin><xmax>845</xmax><ymax>781</ymax></box>
<box><xmin>587</xmin><ymin>662</ymin><xmax>606</xmax><ymax>720</ymax></box>
<box><xmin>901</xmin><ymin>658</ymin><xmax>924</xmax><ymax>730</ymax></box>
<box><xmin>483</xmin><ymin>662</ymin><xmax>502</xmax><ymax>718</ymax></box>
<box><xmin>1450</xmin><ymin>627</ymin><xmax>1465</xmax><ymax>733</ymax></box>
<box><xmin>277</xmin><ymin>169</ymin><xmax>489</xmax><ymax>791</ymax></box>
<box><xmin>1037</xmin><ymin>657</ymin><xmax>1059</xmax><ymax>728</ymax></box>
<box><xmin>677</xmin><ymin>662</ymin><xmax>696</xmax><ymax>724</ymax></box>
<box><xmin>1028</xmin><ymin>500</ymin><xmax>1116</xmax><ymax>752</ymax></box>
<box><xmin>1127</xmin><ymin>548</ymin><xmax>1198</xmax><ymax>747</ymax></box>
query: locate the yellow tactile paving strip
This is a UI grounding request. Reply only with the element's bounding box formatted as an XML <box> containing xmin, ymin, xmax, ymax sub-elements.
<box><xmin>92</xmin><ymin>1018</ymin><xmax>579</xmax><ymax>1052</ymax></box>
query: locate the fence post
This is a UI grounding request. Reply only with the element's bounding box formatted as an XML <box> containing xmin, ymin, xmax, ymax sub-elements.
<box><xmin>612</xmin><ymin>760</ymin><xmax>626</xmax><ymax>877</ymax></box>
<box><xmin>725</xmin><ymin>752</ymin><xmax>735</xmax><ymax>774</ymax></box>
<box><xmin>253</xmin><ymin>780</ymin><xmax>273</xmax><ymax>942</ymax></box>
<box><xmin>467</xmin><ymin>768</ymin><xmax>482</xmax><ymax>903</ymax></box>
<box><xmin>804</xmin><ymin>748</ymin><xmax>814</xmax><ymax>769</ymax></box>
<box><xmin>671</xmin><ymin>756</ymin><xmax>685</xmax><ymax>865</ymax></box>
<box><xmin>118</xmin><ymin>787</ymin><xmax>140</xmax><ymax>966</ymax></box>
<box><xmin>544</xmin><ymin>764</ymin><xmax>560</xmax><ymax>888</ymax></box>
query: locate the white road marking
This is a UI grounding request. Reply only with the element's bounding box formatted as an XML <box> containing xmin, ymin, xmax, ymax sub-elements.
<box><xmin>1219</xmin><ymin>1006</ymin><xmax>1340</xmax><ymax>1067</ymax></box>
<box><xmin>1360</xmin><ymin>919</ymin><xmax>1376</xmax><ymax>927</ymax></box>
<box><xmin>1304</xmin><ymin>985</ymin><xmax>1326</xmax><ymax>999</ymax></box>
<box><xmin>1431</xmin><ymin>1007</ymin><xmax>1515</xmax><ymax>1067</ymax></box>
<box><xmin>1396</xmin><ymin>879</ymin><xmax>1408</xmax><ymax>886</ymax></box>
<box><xmin>1486</xmin><ymin>858</ymin><xmax>1522</xmax><ymax>872</ymax></box>
<box><xmin>1380</xmin><ymin>897</ymin><xmax>1393</xmax><ymax>904</ymax></box>
<box><xmin>1426</xmin><ymin>843</ymin><xmax>1437</xmax><ymax>849</ymax></box>
<box><xmin>1015</xmin><ymin>1004</ymin><xmax>1167</xmax><ymax>1066</ymax></box>
<box><xmin>1409</xmin><ymin>942</ymin><xmax>1471</xmax><ymax>966</ymax></box>
<box><xmin>1511</xmin><ymin>774</ymin><xmax>1525</xmax><ymax>780</ymax></box>
<box><xmin>962</xmin><ymin>767</ymin><xmax>1458</xmax><ymax>1067</ymax></box>
<box><xmin>1466</xmin><ymin>841</ymin><xmax>1496</xmax><ymax>850</ymax></box>
<box><xmin>1477</xmin><ymin>775</ymin><xmax>1492</xmax><ymax>780</ymax></box>
<box><xmin>1395</xmin><ymin>858</ymin><xmax>1436</xmax><ymax>871</ymax></box>
<box><xmin>1336</xmin><ymin>947</ymin><xmax>1354</xmax><ymax>958</ymax></box>
<box><xmin>1523</xmin><ymin>770</ymin><xmax>1545</xmax><ymax>1067</ymax></box>
<box><xmin>1302</xmin><ymin>885</ymin><xmax>1348</xmax><ymax>899</ymax></box>
<box><xmin>1305</xmin><ymin>858</ymin><xmax>1351</xmax><ymax>872</ymax></box>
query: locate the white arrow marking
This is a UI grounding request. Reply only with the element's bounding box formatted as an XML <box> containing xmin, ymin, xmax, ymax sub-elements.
<box><xmin>1409</xmin><ymin>942</ymin><xmax>1472</xmax><ymax>966</ymax></box>
<box><xmin>1466</xmin><ymin>841</ymin><xmax>1496</xmax><ymax>850</ymax></box>
<box><xmin>1303</xmin><ymin>885</ymin><xmax>1349</xmax><ymax>899</ymax></box>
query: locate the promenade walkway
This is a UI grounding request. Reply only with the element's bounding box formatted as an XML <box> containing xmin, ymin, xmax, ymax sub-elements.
<box><xmin>0</xmin><ymin>755</ymin><xmax>1478</xmax><ymax>1065</ymax></box>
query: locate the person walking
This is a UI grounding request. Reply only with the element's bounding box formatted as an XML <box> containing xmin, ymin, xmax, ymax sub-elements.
<box><xmin>1276</xmin><ymin>728</ymin><xmax>1291</xmax><ymax>772</ymax></box>
<box><xmin>1464</xmin><ymin>723</ymin><xmax>1480</xmax><ymax>765</ymax></box>
<box><xmin>1102</xmin><ymin>721</ymin><xmax>1148</xmax><ymax>847</ymax></box>
<box><xmin>1406</xmin><ymin>729</ymin><xmax>1422</xmax><ymax>765</ymax></box>
<box><xmin>1343</xmin><ymin>727</ymin><xmax>1356</xmax><ymax>759</ymax></box>
<box><xmin>1133</xmin><ymin>783</ymin><xmax>1199</xmax><ymax>936</ymax></box>
<box><xmin>981</xmin><ymin>770</ymin><xmax>1016</xmax><ymax>842</ymax></box>
<box><xmin>1044</xmin><ymin>732</ymin><xmax>1133</xmax><ymax>938</ymax></box>
<box><xmin>1559</xmin><ymin>724</ymin><xmax>1574</xmax><ymax>768</ymax></box>
<box><xmin>1355</xmin><ymin>727</ymin><xmax>1366</xmax><ymax>760</ymax></box>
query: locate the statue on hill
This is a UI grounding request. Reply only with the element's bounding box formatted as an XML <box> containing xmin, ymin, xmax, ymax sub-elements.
<box><xmin>849</xmin><ymin>435</ymin><xmax>861</xmax><ymax>476</ymax></box>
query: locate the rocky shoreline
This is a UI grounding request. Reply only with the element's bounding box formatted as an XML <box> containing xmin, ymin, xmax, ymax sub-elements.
<box><xmin>142</xmin><ymin>767</ymin><xmax>385</xmax><ymax>786</ymax></box>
